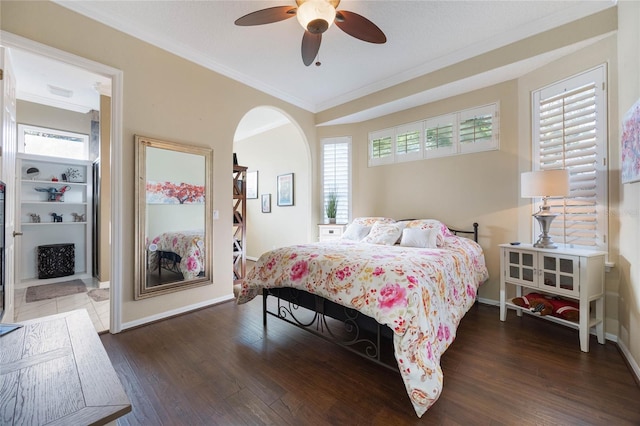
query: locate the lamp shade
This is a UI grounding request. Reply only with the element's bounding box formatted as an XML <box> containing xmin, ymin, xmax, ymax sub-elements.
<box><xmin>521</xmin><ymin>169</ymin><xmax>569</xmax><ymax>198</ymax></box>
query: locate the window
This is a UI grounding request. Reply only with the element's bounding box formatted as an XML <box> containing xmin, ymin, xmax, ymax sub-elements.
<box><xmin>532</xmin><ymin>65</ymin><xmax>607</xmax><ymax>250</ymax></box>
<box><xmin>424</xmin><ymin>114</ymin><xmax>456</xmax><ymax>158</ymax></box>
<box><xmin>18</xmin><ymin>124</ymin><xmax>89</xmax><ymax>160</ymax></box>
<box><xmin>395</xmin><ymin>121</ymin><xmax>422</xmax><ymax>162</ymax></box>
<box><xmin>459</xmin><ymin>104</ymin><xmax>497</xmax><ymax>153</ymax></box>
<box><xmin>369</xmin><ymin>103</ymin><xmax>498</xmax><ymax>166</ymax></box>
<box><xmin>322</xmin><ymin>137</ymin><xmax>351</xmax><ymax>224</ymax></box>
<box><xmin>369</xmin><ymin>129</ymin><xmax>394</xmax><ymax>166</ymax></box>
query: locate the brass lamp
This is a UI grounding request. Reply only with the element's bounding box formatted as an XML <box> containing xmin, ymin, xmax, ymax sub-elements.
<box><xmin>521</xmin><ymin>169</ymin><xmax>569</xmax><ymax>249</ymax></box>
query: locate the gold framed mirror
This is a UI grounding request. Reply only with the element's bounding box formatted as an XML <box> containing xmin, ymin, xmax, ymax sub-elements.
<box><xmin>134</xmin><ymin>135</ymin><xmax>213</xmax><ymax>299</ymax></box>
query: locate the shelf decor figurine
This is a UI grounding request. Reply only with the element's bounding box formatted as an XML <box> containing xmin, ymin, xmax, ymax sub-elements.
<box><xmin>34</xmin><ymin>185</ymin><xmax>71</xmax><ymax>202</ymax></box>
<box><xmin>28</xmin><ymin>213</ymin><xmax>41</xmax><ymax>223</ymax></box>
<box><xmin>64</xmin><ymin>167</ymin><xmax>81</xmax><ymax>182</ymax></box>
<box><xmin>71</xmin><ymin>213</ymin><xmax>86</xmax><ymax>222</ymax></box>
<box><xmin>51</xmin><ymin>213</ymin><xmax>63</xmax><ymax>223</ymax></box>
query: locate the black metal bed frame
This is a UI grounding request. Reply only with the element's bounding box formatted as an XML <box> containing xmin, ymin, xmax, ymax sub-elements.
<box><xmin>262</xmin><ymin>223</ymin><xmax>479</xmax><ymax>370</ymax></box>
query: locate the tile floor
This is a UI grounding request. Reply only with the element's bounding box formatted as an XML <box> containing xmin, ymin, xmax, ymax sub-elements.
<box><xmin>14</xmin><ymin>279</ymin><xmax>110</xmax><ymax>333</ymax></box>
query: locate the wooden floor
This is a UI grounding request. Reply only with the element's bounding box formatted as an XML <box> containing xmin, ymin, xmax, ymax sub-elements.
<box><xmin>101</xmin><ymin>298</ymin><xmax>640</xmax><ymax>425</ymax></box>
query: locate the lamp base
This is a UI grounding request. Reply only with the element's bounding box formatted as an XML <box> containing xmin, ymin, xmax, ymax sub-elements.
<box><xmin>533</xmin><ymin>210</ymin><xmax>559</xmax><ymax>249</ymax></box>
<box><xmin>533</xmin><ymin>235</ymin><xmax>558</xmax><ymax>249</ymax></box>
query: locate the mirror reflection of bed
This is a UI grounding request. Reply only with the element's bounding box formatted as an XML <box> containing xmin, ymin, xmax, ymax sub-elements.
<box><xmin>146</xmin><ymin>231</ymin><xmax>206</xmax><ymax>287</ymax></box>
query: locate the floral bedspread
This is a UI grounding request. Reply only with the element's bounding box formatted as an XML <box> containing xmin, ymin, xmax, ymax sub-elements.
<box><xmin>148</xmin><ymin>231</ymin><xmax>205</xmax><ymax>280</ymax></box>
<box><xmin>236</xmin><ymin>236</ymin><xmax>489</xmax><ymax>417</ymax></box>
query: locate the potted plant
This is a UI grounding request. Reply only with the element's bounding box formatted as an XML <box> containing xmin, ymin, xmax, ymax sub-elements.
<box><xmin>326</xmin><ymin>192</ymin><xmax>338</xmax><ymax>224</ymax></box>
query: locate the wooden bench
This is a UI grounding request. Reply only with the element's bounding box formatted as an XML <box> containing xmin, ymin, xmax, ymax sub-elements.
<box><xmin>0</xmin><ymin>309</ymin><xmax>131</xmax><ymax>425</ymax></box>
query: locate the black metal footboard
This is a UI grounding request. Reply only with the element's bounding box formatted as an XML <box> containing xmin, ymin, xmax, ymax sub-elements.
<box><xmin>263</xmin><ymin>287</ymin><xmax>397</xmax><ymax>370</ymax></box>
<box><xmin>260</xmin><ymin>223</ymin><xmax>480</xmax><ymax>372</ymax></box>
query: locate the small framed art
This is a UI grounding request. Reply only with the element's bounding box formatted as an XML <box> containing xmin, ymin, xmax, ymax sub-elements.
<box><xmin>277</xmin><ymin>173</ymin><xmax>294</xmax><ymax>206</ymax></box>
<box><xmin>261</xmin><ymin>193</ymin><xmax>271</xmax><ymax>213</ymax></box>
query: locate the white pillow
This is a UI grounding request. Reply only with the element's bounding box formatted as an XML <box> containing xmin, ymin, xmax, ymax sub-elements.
<box><xmin>361</xmin><ymin>222</ymin><xmax>404</xmax><ymax>245</ymax></box>
<box><xmin>341</xmin><ymin>223</ymin><xmax>371</xmax><ymax>241</ymax></box>
<box><xmin>400</xmin><ymin>228</ymin><xmax>439</xmax><ymax>248</ymax></box>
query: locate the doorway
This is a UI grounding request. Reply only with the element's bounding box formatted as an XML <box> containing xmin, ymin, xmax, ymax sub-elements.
<box><xmin>1</xmin><ymin>32</ymin><xmax>122</xmax><ymax>333</ymax></box>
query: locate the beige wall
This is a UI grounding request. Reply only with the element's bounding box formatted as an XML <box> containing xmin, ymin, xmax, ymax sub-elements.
<box><xmin>234</xmin><ymin>121</ymin><xmax>312</xmax><ymax>258</ymax></box>
<box><xmin>17</xmin><ymin>100</ymin><xmax>91</xmax><ymax>137</ymax></box>
<box><xmin>1</xmin><ymin>1</ymin><xmax>318</xmax><ymax>324</ymax></box>
<box><xmin>617</xmin><ymin>0</ymin><xmax>640</xmax><ymax>377</ymax></box>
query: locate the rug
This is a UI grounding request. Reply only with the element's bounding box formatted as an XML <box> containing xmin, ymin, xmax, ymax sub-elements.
<box><xmin>87</xmin><ymin>288</ymin><xmax>109</xmax><ymax>302</ymax></box>
<box><xmin>25</xmin><ymin>279</ymin><xmax>87</xmax><ymax>303</ymax></box>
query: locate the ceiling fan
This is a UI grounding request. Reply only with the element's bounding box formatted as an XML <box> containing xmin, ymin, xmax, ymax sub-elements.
<box><xmin>235</xmin><ymin>0</ymin><xmax>386</xmax><ymax>66</ymax></box>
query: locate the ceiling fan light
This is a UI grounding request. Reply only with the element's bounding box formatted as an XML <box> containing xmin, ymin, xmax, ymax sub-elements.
<box><xmin>296</xmin><ymin>0</ymin><xmax>336</xmax><ymax>34</ymax></box>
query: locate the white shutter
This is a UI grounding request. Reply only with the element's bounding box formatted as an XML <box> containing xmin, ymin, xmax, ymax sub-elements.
<box><xmin>322</xmin><ymin>137</ymin><xmax>351</xmax><ymax>223</ymax></box>
<box><xmin>395</xmin><ymin>121</ymin><xmax>423</xmax><ymax>162</ymax></box>
<box><xmin>369</xmin><ymin>128</ymin><xmax>394</xmax><ymax>166</ymax></box>
<box><xmin>458</xmin><ymin>103</ymin><xmax>499</xmax><ymax>154</ymax></box>
<box><xmin>424</xmin><ymin>113</ymin><xmax>456</xmax><ymax>159</ymax></box>
<box><xmin>533</xmin><ymin>66</ymin><xmax>607</xmax><ymax>250</ymax></box>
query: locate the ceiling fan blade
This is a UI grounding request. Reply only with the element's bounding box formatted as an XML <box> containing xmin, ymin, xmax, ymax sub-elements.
<box><xmin>235</xmin><ymin>6</ymin><xmax>297</xmax><ymax>26</ymax></box>
<box><xmin>335</xmin><ymin>10</ymin><xmax>386</xmax><ymax>44</ymax></box>
<box><xmin>301</xmin><ymin>31</ymin><xmax>322</xmax><ymax>66</ymax></box>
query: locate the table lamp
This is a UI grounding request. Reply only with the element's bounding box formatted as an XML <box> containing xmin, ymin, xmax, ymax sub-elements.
<box><xmin>521</xmin><ymin>169</ymin><xmax>569</xmax><ymax>249</ymax></box>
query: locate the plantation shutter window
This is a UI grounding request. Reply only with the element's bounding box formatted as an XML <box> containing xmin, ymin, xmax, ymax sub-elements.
<box><xmin>424</xmin><ymin>114</ymin><xmax>456</xmax><ymax>159</ymax></box>
<box><xmin>395</xmin><ymin>121</ymin><xmax>423</xmax><ymax>162</ymax></box>
<box><xmin>322</xmin><ymin>137</ymin><xmax>351</xmax><ymax>224</ymax></box>
<box><xmin>532</xmin><ymin>66</ymin><xmax>607</xmax><ymax>250</ymax></box>
<box><xmin>458</xmin><ymin>104</ymin><xmax>498</xmax><ymax>154</ymax></box>
<box><xmin>369</xmin><ymin>129</ymin><xmax>394</xmax><ymax>166</ymax></box>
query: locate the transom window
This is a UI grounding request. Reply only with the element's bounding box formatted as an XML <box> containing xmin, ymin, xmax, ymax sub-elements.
<box><xmin>368</xmin><ymin>103</ymin><xmax>499</xmax><ymax>167</ymax></box>
<box><xmin>18</xmin><ymin>124</ymin><xmax>89</xmax><ymax>160</ymax></box>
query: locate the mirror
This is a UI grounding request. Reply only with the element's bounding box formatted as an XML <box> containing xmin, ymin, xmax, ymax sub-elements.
<box><xmin>134</xmin><ymin>135</ymin><xmax>213</xmax><ymax>299</ymax></box>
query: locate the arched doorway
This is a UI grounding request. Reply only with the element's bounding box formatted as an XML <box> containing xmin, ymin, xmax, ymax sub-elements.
<box><xmin>233</xmin><ymin>106</ymin><xmax>313</xmax><ymax>261</ymax></box>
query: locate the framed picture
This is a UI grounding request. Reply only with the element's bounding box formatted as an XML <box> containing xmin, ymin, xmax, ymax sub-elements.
<box><xmin>261</xmin><ymin>193</ymin><xmax>271</xmax><ymax>213</ymax></box>
<box><xmin>621</xmin><ymin>97</ymin><xmax>640</xmax><ymax>184</ymax></box>
<box><xmin>277</xmin><ymin>173</ymin><xmax>294</xmax><ymax>206</ymax></box>
<box><xmin>246</xmin><ymin>170</ymin><xmax>258</xmax><ymax>199</ymax></box>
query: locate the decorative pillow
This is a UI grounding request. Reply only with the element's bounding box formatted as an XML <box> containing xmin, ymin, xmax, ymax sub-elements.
<box><xmin>400</xmin><ymin>228</ymin><xmax>439</xmax><ymax>248</ymax></box>
<box><xmin>351</xmin><ymin>217</ymin><xmax>396</xmax><ymax>227</ymax></box>
<box><xmin>394</xmin><ymin>220</ymin><xmax>411</xmax><ymax>244</ymax></box>
<box><xmin>361</xmin><ymin>222</ymin><xmax>404</xmax><ymax>245</ymax></box>
<box><xmin>341</xmin><ymin>223</ymin><xmax>372</xmax><ymax>241</ymax></box>
<box><xmin>404</xmin><ymin>219</ymin><xmax>448</xmax><ymax>246</ymax></box>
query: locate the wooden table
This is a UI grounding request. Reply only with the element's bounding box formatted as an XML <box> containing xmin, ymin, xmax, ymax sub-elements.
<box><xmin>0</xmin><ymin>309</ymin><xmax>131</xmax><ymax>425</ymax></box>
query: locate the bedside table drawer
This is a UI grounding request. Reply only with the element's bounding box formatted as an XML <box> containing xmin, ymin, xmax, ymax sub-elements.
<box><xmin>318</xmin><ymin>224</ymin><xmax>346</xmax><ymax>241</ymax></box>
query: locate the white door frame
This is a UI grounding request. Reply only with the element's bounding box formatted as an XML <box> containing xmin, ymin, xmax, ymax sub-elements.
<box><xmin>1</xmin><ymin>46</ymin><xmax>18</xmax><ymax>323</ymax></box>
<box><xmin>1</xmin><ymin>31</ymin><xmax>125</xmax><ymax>333</ymax></box>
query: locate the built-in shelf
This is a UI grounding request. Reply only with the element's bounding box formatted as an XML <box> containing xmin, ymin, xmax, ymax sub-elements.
<box><xmin>17</xmin><ymin>153</ymin><xmax>93</xmax><ymax>283</ymax></box>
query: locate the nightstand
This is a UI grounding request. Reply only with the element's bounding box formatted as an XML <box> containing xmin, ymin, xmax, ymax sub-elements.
<box><xmin>318</xmin><ymin>224</ymin><xmax>346</xmax><ymax>242</ymax></box>
<box><xmin>499</xmin><ymin>243</ymin><xmax>606</xmax><ymax>352</ymax></box>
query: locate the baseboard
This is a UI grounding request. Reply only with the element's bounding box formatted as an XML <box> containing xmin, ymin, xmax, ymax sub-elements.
<box><xmin>247</xmin><ymin>256</ymin><xmax>259</xmax><ymax>262</ymax></box>
<box><xmin>120</xmin><ymin>293</ymin><xmax>235</xmax><ymax>331</ymax></box>
<box><xmin>617</xmin><ymin>339</ymin><xmax>640</xmax><ymax>386</ymax></box>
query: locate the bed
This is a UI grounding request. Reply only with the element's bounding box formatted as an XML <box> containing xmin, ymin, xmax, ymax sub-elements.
<box><xmin>147</xmin><ymin>230</ymin><xmax>205</xmax><ymax>280</ymax></box>
<box><xmin>236</xmin><ymin>218</ymin><xmax>489</xmax><ymax>417</ymax></box>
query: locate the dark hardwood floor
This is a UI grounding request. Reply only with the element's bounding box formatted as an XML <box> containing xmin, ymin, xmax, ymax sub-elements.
<box><xmin>101</xmin><ymin>298</ymin><xmax>640</xmax><ymax>425</ymax></box>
